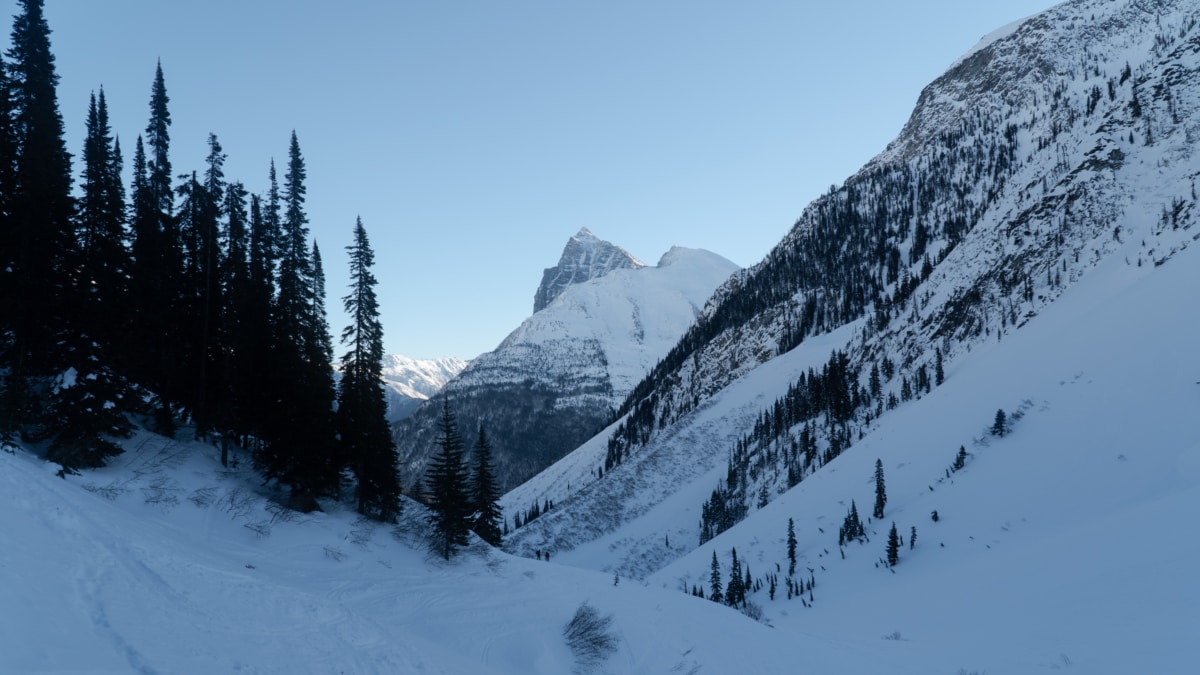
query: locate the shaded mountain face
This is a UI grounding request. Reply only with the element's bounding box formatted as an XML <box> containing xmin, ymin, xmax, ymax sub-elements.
<box><xmin>393</xmin><ymin>235</ymin><xmax>738</xmax><ymax>494</ymax></box>
<box><xmin>502</xmin><ymin>0</ymin><xmax>1200</xmax><ymax>577</ymax></box>
<box><xmin>532</xmin><ymin>228</ymin><xmax>646</xmax><ymax>313</ymax></box>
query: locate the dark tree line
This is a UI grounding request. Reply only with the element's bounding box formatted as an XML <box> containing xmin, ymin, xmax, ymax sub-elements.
<box><xmin>0</xmin><ymin>1</ymin><xmax>401</xmax><ymax>522</ymax></box>
<box><xmin>695</xmin><ymin>349</ymin><xmax>869</xmax><ymax>545</ymax></box>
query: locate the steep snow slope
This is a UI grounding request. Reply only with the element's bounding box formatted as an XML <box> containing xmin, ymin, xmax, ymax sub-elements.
<box><xmin>394</xmin><ymin>242</ymin><xmax>737</xmax><ymax>493</ymax></box>
<box><xmin>2</xmin><ymin>435</ymin><xmax>913</xmax><ymax>675</ymax></box>
<box><xmin>648</xmin><ymin>231</ymin><xmax>1200</xmax><ymax>674</ymax></box>
<box><xmin>504</xmin><ymin>190</ymin><xmax>1200</xmax><ymax>674</ymax></box>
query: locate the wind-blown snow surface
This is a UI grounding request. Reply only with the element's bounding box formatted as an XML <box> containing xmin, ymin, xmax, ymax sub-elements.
<box><xmin>507</xmin><ymin>224</ymin><xmax>1200</xmax><ymax>673</ymax></box>
<box><xmin>2</xmin><ymin>436</ymin><xmax>883</xmax><ymax>674</ymax></box>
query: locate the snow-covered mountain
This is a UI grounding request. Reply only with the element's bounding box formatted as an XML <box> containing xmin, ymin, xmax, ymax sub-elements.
<box><xmin>532</xmin><ymin>227</ymin><xmax>646</xmax><ymax>313</ymax></box>
<box><xmin>380</xmin><ymin>355</ymin><xmax>467</xmax><ymax>422</ymax></box>
<box><xmin>393</xmin><ymin>234</ymin><xmax>738</xmax><ymax>493</ymax></box>
<box><xmin>498</xmin><ymin>0</ymin><xmax>1200</xmax><ymax>668</ymax></box>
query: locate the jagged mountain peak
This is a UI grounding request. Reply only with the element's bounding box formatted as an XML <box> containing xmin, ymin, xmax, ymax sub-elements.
<box><xmin>533</xmin><ymin>228</ymin><xmax>647</xmax><ymax>313</ymax></box>
<box><xmin>395</xmin><ymin>237</ymin><xmax>737</xmax><ymax>494</ymax></box>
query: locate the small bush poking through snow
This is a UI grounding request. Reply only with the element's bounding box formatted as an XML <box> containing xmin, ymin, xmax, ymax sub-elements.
<box><xmin>563</xmin><ymin>601</ymin><xmax>618</xmax><ymax>671</ymax></box>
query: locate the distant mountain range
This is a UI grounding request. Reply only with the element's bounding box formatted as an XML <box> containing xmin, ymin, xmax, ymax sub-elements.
<box><xmin>378</xmin><ymin>355</ymin><xmax>467</xmax><ymax>423</ymax></box>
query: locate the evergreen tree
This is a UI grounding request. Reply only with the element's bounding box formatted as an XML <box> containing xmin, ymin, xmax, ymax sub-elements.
<box><xmin>470</xmin><ymin>425</ymin><xmax>503</xmax><ymax>546</ymax></box>
<box><xmin>873</xmin><ymin>458</ymin><xmax>887</xmax><ymax>520</ymax></box>
<box><xmin>726</xmin><ymin>547</ymin><xmax>744</xmax><ymax>608</ymax></box>
<box><xmin>174</xmin><ymin>154</ymin><xmax>222</xmax><ymax>436</ymax></box>
<box><xmin>45</xmin><ymin>87</ymin><xmax>136</xmax><ymax>473</ymax></box>
<box><xmin>839</xmin><ymin>499</ymin><xmax>865</xmax><ymax>545</ymax></box>
<box><xmin>1</xmin><ymin>0</ymin><xmax>75</xmax><ymax>439</ymax></box>
<box><xmin>887</xmin><ymin>522</ymin><xmax>900</xmax><ymax>566</ymax></box>
<box><xmin>218</xmin><ymin>180</ymin><xmax>250</xmax><ymax>450</ymax></box>
<box><xmin>953</xmin><ymin>445</ymin><xmax>967</xmax><ymax>471</ymax></box>
<box><xmin>992</xmin><ymin>409</ymin><xmax>1007</xmax><ymax>437</ymax></box>
<box><xmin>709</xmin><ymin>550</ymin><xmax>723</xmax><ymax>604</ymax></box>
<box><xmin>240</xmin><ymin>181</ymin><xmax>279</xmax><ymax>441</ymax></box>
<box><xmin>0</xmin><ymin>52</ymin><xmax>14</xmax><ymax>445</ymax></box>
<box><xmin>425</xmin><ymin>400</ymin><xmax>473</xmax><ymax>559</ymax></box>
<box><xmin>127</xmin><ymin>62</ymin><xmax>183</xmax><ymax>431</ymax></box>
<box><xmin>786</xmin><ymin>517</ymin><xmax>797</xmax><ymax>576</ymax></box>
<box><xmin>75</xmin><ymin>89</ymin><xmax>128</xmax><ymax>350</ymax></box>
<box><xmin>253</xmin><ymin>132</ymin><xmax>337</xmax><ymax>511</ymax></box>
<box><xmin>337</xmin><ymin>217</ymin><xmax>400</xmax><ymax>522</ymax></box>
<box><xmin>935</xmin><ymin>348</ymin><xmax>945</xmax><ymax>385</ymax></box>
<box><xmin>910</xmin><ymin>525</ymin><xmax>917</xmax><ymax>550</ymax></box>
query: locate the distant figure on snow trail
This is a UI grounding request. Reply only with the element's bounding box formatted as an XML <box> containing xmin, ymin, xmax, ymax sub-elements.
<box><xmin>535</xmin><ymin>550</ymin><xmax>541</xmax><ymax>560</ymax></box>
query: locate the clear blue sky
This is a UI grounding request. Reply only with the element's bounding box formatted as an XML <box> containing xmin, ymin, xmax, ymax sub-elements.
<box><xmin>9</xmin><ymin>0</ymin><xmax>1057</xmax><ymax>360</ymax></box>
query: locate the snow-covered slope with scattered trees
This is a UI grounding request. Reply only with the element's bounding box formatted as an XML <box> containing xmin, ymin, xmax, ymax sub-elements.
<box><xmin>393</xmin><ymin>235</ymin><xmax>738</xmax><ymax>493</ymax></box>
<box><xmin>500</xmin><ymin>3</ymin><xmax>1200</xmax><ymax>668</ymax></box>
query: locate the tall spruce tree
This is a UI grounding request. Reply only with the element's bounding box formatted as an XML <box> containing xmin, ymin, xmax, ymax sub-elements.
<box><xmin>470</xmin><ymin>425</ymin><xmax>503</xmax><ymax>546</ymax></box>
<box><xmin>1</xmin><ymin>0</ymin><xmax>75</xmax><ymax>439</ymax></box>
<box><xmin>0</xmin><ymin>51</ymin><xmax>14</xmax><ymax>445</ymax></box>
<box><xmin>337</xmin><ymin>217</ymin><xmax>401</xmax><ymax>522</ymax></box>
<box><xmin>726</xmin><ymin>547</ymin><xmax>744</xmax><ymax>607</ymax></box>
<box><xmin>426</xmin><ymin>400</ymin><xmax>472</xmax><ymax>559</ymax></box>
<box><xmin>873</xmin><ymin>458</ymin><xmax>887</xmax><ymax>520</ymax></box>
<box><xmin>254</xmin><ymin>132</ymin><xmax>337</xmax><ymax>511</ymax></box>
<box><xmin>218</xmin><ymin>180</ymin><xmax>250</xmax><ymax>448</ymax></box>
<box><xmin>787</xmin><ymin>517</ymin><xmax>797</xmax><ymax>576</ymax></box>
<box><xmin>128</xmin><ymin>62</ymin><xmax>183</xmax><ymax>432</ymax></box>
<box><xmin>240</xmin><ymin>177</ymin><xmax>280</xmax><ymax>442</ymax></box>
<box><xmin>45</xmin><ymin>87</ymin><xmax>136</xmax><ymax>473</ymax></box>
<box><xmin>75</xmin><ymin>89</ymin><xmax>128</xmax><ymax>350</ymax></box>
<box><xmin>709</xmin><ymin>550</ymin><xmax>723</xmax><ymax>603</ymax></box>
<box><xmin>886</xmin><ymin>522</ymin><xmax>900</xmax><ymax>567</ymax></box>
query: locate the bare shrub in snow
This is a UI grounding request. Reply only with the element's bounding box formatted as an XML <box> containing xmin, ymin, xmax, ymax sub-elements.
<box><xmin>188</xmin><ymin>486</ymin><xmax>218</xmax><ymax>508</ymax></box>
<box><xmin>82</xmin><ymin>481</ymin><xmax>126</xmax><ymax>501</ymax></box>
<box><xmin>244</xmin><ymin>521</ymin><xmax>271</xmax><ymax>538</ymax></box>
<box><xmin>265</xmin><ymin>501</ymin><xmax>297</xmax><ymax>525</ymax></box>
<box><xmin>324</xmin><ymin>545</ymin><xmax>347</xmax><ymax>562</ymax></box>
<box><xmin>349</xmin><ymin>528</ymin><xmax>373</xmax><ymax>548</ymax></box>
<box><xmin>220</xmin><ymin>488</ymin><xmax>254</xmax><ymax>520</ymax></box>
<box><xmin>141</xmin><ymin>475</ymin><xmax>180</xmax><ymax>506</ymax></box>
<box><xmin>563</xmin><ymin>601</ymin><xmax>618</xmax><ymax>672</ymax></box>
<box><xmin>742</xmin><ymin>601</ymin><xmax>766</xmax><ymax>623</ymax></box>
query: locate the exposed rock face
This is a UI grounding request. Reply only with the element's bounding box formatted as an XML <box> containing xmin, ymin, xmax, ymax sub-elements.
<box><xmin>532</xmin><ymin>228</ymin><xmax>645</xmax><ymax>314</ymax></box>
